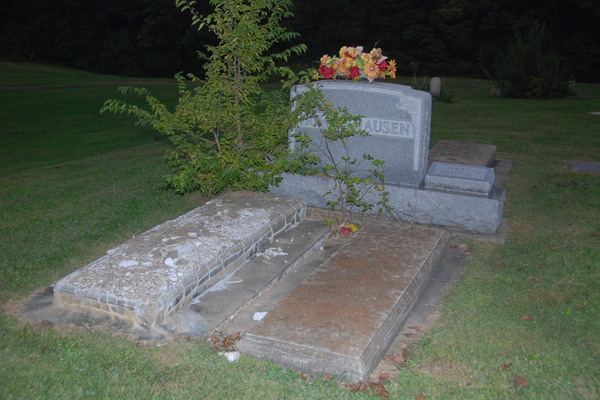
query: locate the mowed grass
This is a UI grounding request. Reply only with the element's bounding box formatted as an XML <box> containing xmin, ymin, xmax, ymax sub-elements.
<box><xmin>1</xmin><ymin>63</ymin><xmax>599</xmax><ymax>399</ymax></box>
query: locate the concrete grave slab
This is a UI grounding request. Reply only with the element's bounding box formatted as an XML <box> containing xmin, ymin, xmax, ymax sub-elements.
<box><xmin>425</xmin><ymin>161</ymin><xmax>495</xmax><ymax>195</ymax></box>
<box><xmin>290</xmin><ymin>81</ymin><xmax>432</xmax><ymax>187</ymax></box>
<box><xmin>53</xmin><ymin>191</ymin><xmax>305</xmax><ymax>330</ymax></box>
<box><xmin>237</xmin><ymin>222</ymin><xmax>449</xmax><ymax>382</ymax></box>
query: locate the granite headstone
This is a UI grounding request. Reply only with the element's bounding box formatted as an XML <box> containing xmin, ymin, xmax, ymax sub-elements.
<box><xmin>429</xmin><ymin>77</ymin><xmax>441</xmax><ymax>97</ymax></box>
<box><xmin>290</xmin><ymin>81</ymin><xmax>432</xmax><ymax>187</ymax></box>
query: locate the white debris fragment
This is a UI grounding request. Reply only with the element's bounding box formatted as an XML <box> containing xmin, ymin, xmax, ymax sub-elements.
<box><xmin>218</xmin><ymin>351</ymin><xmax>240</xmax><ymax>362</ymax></box>
<box><xmin>164</xmin><ymin>257</ymin><xmax>177</xmax><ymax>267</ymax></box>
<box><xmin>261</xmin><ymin>247</ymin><xmax>288</xmax><ymax>259</ymax></box>
<box><xmin>253</xmin><ymin>311</ymin><xmax>268</xmax><ymax>321</ymax></box>
<box><xmin>118</xmin><ymin>260</ymin><xmax>138</xmax><ymax>268</ymax></box>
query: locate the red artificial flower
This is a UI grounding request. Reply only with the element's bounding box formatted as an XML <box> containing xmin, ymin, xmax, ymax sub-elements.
<box><xmin>378</xmin><ymin>60</ymin><xmax>388</xmax><ymax>71</ymax></box>
<box><xmin>341</xmin><ymin>226</ymin><xmax>352</xmax><ymax>235</ymax></box>
<box><xmin>348</xmin><ymin>66</ymin><xmax>361</xmax><ymax>79</ymax></box>
<box><xmin>319</xmin><ymin>64</ymin><xmax>336</xmax><ymax>79</ymax></box>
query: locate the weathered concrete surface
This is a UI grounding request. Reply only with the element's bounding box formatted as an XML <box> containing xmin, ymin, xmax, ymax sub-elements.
<box><xmin>428</xmin><ymin>140</ymin><xmax>497</xmax><ymax>167</ymax></box>
<box><xmin>53</xmin><ymin>191</ymin><xmax>305</xmax><ymax>330</ymax></box>
<box><xmin>164</xmin><ymin>219</ymin><xmax>331</xmax><ymax>335</ymax></box>
<box><xmin>237</xmin><ymin>222</ymin><xmax>449</xmax><ymax>382</ymax></box>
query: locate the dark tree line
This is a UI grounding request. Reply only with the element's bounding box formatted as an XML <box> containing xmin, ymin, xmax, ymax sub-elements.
<box><xmin>1</xmin><ymin>0</ymin><xmax>599</xmax><ymax>82</ymax></box>
<box><xmin>289</xmin><ymin>0</ymin><xmax>600</xmax><ymax>82</ymax></box>
<box><xmin>0</xmin><ymin>0</ymin><xmax>210</xmax><ymax>77</ymax></box>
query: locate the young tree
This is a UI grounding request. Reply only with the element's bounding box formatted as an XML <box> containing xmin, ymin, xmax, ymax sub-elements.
<box><xmin>102</xmin><ymin>0</ymin><xmax>307</xmax><ymax>195</ymax></box>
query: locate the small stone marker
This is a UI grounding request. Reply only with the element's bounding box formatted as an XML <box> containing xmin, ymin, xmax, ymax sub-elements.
<box><xmin>564</xmin><ymin>160</ymin><xmax>600</xmax><ymax>174</ymax></box>
<box><xmin>429</xmin><ymin>77</ymin><xmax>441</xmax><ymax>97</ymax></box>
<box><xmin>291</xmin><ymin>81</ymin><xmax>432</xmax><ymax>187</ymax></box>
<box><xmin>54</xmin><ymin>191</ymin><xmax>306</xmax><ymax>330</ymax></box>
<box><xmin>425</xmin><ymin>161</ymin><xmax>495</xmax><ymax>195</ymax></box>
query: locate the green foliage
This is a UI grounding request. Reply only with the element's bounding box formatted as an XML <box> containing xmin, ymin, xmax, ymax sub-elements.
<box><xmin>102</xmin><ymin>0</ymin><xmax>307</xmax><ymax>195</ymax></box>
<box><xmin>291</xmin><ymin>84</ymin><xmax>393</xmax><ymax>218</ymax></box>
<box><xmin>433</xmin><ymin>87</ymin><xmax>457</xmax><ymax>103</ymax></box>
<box><xmin>493</xmin><ymin>24</ymin><xmax>575</xmax><ymax>99</ymax></box>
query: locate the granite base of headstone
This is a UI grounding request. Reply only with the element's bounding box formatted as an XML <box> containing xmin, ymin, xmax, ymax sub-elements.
<box><xmin>270</xmin><ymin>173</ymin><xmax>505</xmax><ymax>234</ymax></box>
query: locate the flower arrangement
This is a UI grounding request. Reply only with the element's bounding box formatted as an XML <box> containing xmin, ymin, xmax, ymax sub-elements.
<box><xmin>340</xmin><ymin>223</ymin><xmax>360</xmax><ymax>235</ymax></box>
<box><xmin>316</xmin><ymin>46</ymin><xmax>397</xmax><ymax>82</ymax></box>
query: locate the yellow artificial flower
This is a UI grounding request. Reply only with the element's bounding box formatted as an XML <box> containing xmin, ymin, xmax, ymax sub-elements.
<box><xmin>333</xmin><ymin>58</ymin><xmax>349</xmax><ymax>76</ymax></box>
<box><xmin>346</xmin><ymin>223</ymin><xmax>359</xmax><ymax>232</ymax></box>
<box><xmin>387</xmin><ymin>59</ymin><xmax>397</xmax><ymax>79</ymax></box>
<box><xmin>347</xmin><ymin>46</ymin><xmax>362</xmax><ymax>59</ymax></box>
<box><xmin>320</xmin><ymin>54</ymin><xmax>332</xmax><ymax>65</ymax></box>
<box><xmin>369</xmin><ymin>47</ymin><xmax>382</xmax><ymax>61</ymax></box>
<box><xmin>363</xmin><ymin>61</ymin><xmax>379</xmax><ymax>82</ymax></box>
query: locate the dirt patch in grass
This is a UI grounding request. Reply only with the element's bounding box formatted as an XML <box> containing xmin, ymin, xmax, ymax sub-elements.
<box><xmin>417</xmin><ymin>361</ymin><xmax>477</xmax><ymax>386</ymax></box>
<box><xmin>526</xmin><ymin>288</ymin><xmax>571</xmax><ymax>305</ymax></box>
<box><xmin>2</xmin><ymin>287</ymin><xmax>159</xmax><ymax>341</ymax></box>
<box><xmin>508</xmin><ymin>221</ymin><xmax>535</xmax><ymax>237</ymax></box>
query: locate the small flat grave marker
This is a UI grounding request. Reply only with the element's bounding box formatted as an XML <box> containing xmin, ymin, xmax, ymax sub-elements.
<box><xmin>565</xmin><ymin>160</ymin><xmax>600</xmax><ymax>174</ymax></box>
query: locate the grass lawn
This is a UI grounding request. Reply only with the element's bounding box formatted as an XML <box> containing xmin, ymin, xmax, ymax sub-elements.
<box><xmin>1</xmin><ymin>63</ymin><xmax>599</xmax><ymax>399</ymax></box>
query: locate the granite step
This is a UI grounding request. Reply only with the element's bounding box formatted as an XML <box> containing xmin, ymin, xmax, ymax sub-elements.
<box><xmin>234</xmin><ymin>221</ymin><xmax>449</xmax><ymax>382</ymax></box>
<box><xmin>53</xmin><ymin>191</ymin><xmax>306</xmax><ymax>330</ymax></box>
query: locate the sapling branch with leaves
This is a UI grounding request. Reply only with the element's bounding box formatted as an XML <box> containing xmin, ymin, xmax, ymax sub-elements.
<box><xmin>291</xmin><ymin>84</ymin><xmax>394</xmax><ymax>221</ymax></box>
